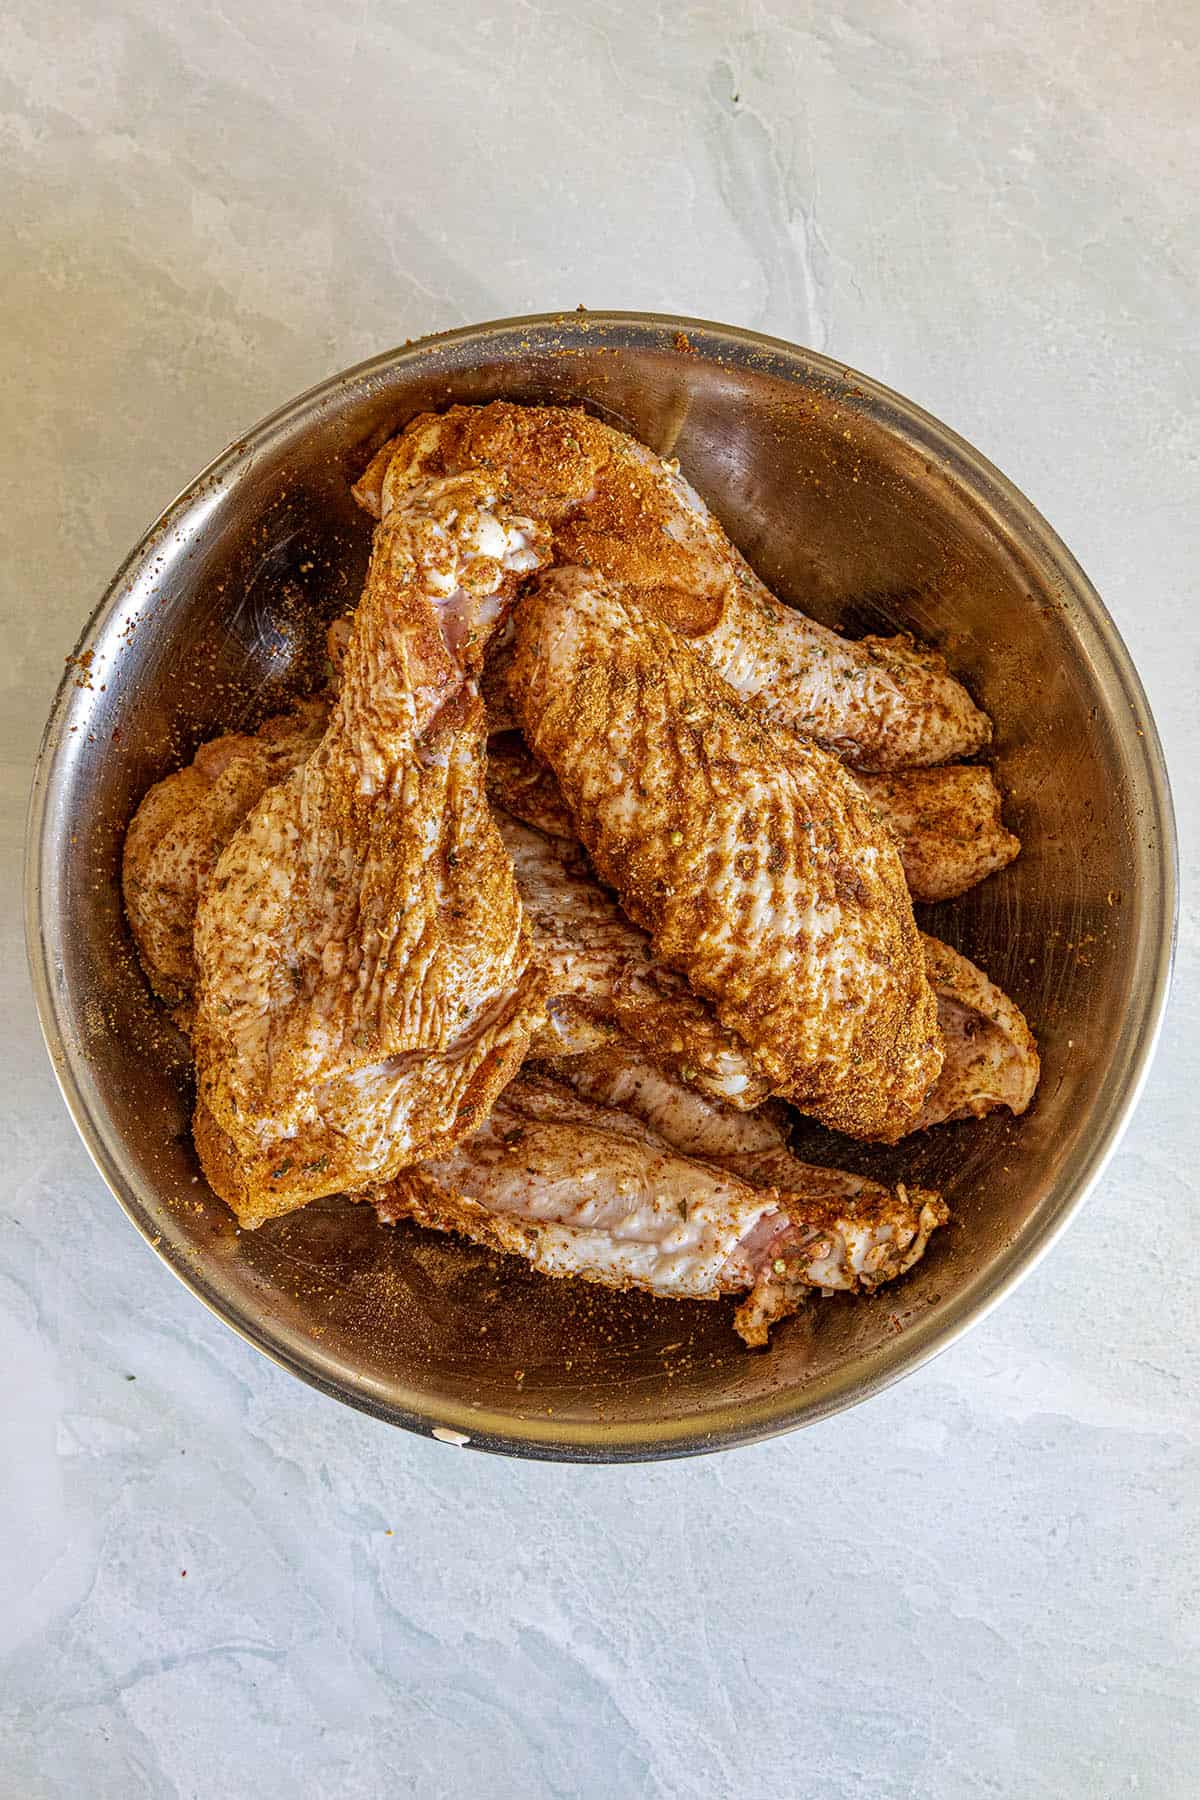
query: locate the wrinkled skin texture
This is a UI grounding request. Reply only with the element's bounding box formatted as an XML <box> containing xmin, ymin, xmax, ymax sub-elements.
<box><xmin>488</xmin><ymin>725</ymin><xmax>1017</xmax><ymax>906</ymax></box>
<box><xmin>370</xmin><ymin>1067</ymin><xmax>946</xmax><ymax>1345</ymax></box>
<box><xmin>485</xmin><ymin>740</ymin><xmax>1038</xmax><ymax>1134</ymax></box>
<box><xmin>356</xmin><ymin>400</ymin><xmax>992</xmax><ymax>770</ymax></box>
<box><xmin>497</xmin><ymin>811</ymin><xmax>772</xmax><ymax>1107</ymax></box>
<box><xmin>510</xmin><ymin>566</ymin><xmax>943</xmax><ymax>1140</ymax></box>
<box><xmin>125</xmin><ymin>730</ymin><xmax>1038</xmax><ymax>1146</ymax></box>
<box><xmin>122</xmin><ymin>699</ymin><xmax>328</xmax><ymax>1008</ymax></box>
<box><xmin>856</xmin><ymin>765</ymin><xmax>1019</xmax><ymax>903</ymax></box>
<box><xmin>539</xmin><ymin>1042</ymin><xmax>949</xmax><ymax>1342</ymax></box>
<box><xmin>191</xmin><ymin>474</ymin><xmax>553</xmax><ymax>1226</ymax></box>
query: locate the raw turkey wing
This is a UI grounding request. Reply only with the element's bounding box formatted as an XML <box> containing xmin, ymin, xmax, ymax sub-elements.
<box><xmin>510</xmin><ymin>566</ymin><xmax>943</xmax><ymax>1140</ymax></box>
<box><xmin>192</xmin><ymin>473</ymin><xmax>553</xmax><ymax>1227</ymax></box>
<box><xmin>356</xmin><ymin>400</ymin><xmax>990</xmax><ymax>770</ymax></box>
<box><xmin>371</xmin><ymin>1069</ymin><xmax>946</xmax><ymax>1346</ymax></box>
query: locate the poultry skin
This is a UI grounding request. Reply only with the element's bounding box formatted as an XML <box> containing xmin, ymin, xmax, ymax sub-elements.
<box><xmin>855</xmin><ymin>765</ymin><xmax>1019</xmax><ymax>904</ymax></box>
<box><xmin>486</xmin><ymin>740</ymin><xmax>1039</xmax><ymax>1133</ymax></box>
<box><xmin>478</xmin><ymin>637</ymin><xmax>1018</xmax><ymax>900</ymax></box>
<box><xmin>486</xmin><ymin>726</ymin><xmax>1016</xmax><ymax>907</ymax></box>
<box><xmin>191</xmin><ymin>474</ymin><xmax>554</xmax><ymax>1227</ymax></box>
<box><xmin>472</xmin><ymin>638</ymin><xmax>1018</xmax><ymax>900</ymax></box>
<box><xmin>124</xmin><ymin>721</ymin><xmax>1037</xmax><ymax>1139</ymax></box>
<box><xmin>913</xmin><ymin>935</ymin><xmax>1040</xmax><ymax>1134</ymax></box>
<box><xmin>536</xmin><ymin>1041</ymin><xmax>950</xmax><ymax>1342</ymax></box>
<box><xmin>354</xmin><ymin>400</ymin><xmax>991</xmax><ymax>771</ymax></box>
<box><xmin>122</xmin><ymin>698</ymin><xmax>328</xmax><ymax>1010</ymax></box>
<box><xmin>352</xmin><ymin>404</ymin><xmax>1017</xmax><ymax>900</ymax></box>
<box><xmin>510</xmin><ymin>565</ymin><xmax>943</xmax><ymax>1140</ymax></box>
<box><xmin>497</xmin><ymin>810</ymin><xmax>772</xmax><ymax>1105</ymax></box>
<box><xmin>369</xmin><ymin>1070</ymin><xmax>947</xmax><ymax>1346</ymax></box>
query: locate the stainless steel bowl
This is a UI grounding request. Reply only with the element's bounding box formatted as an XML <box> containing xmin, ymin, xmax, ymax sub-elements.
<box><xmin>26</xmin><ymin>312</ymin><xmax>1176</xmax><ymax>1460</ymax></box>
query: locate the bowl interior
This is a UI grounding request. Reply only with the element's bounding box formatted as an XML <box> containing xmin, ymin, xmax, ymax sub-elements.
<box><xmin>28</xmin><ymin>315</ymin><xmax>1174</xmax><ymax>1458</ymax></box>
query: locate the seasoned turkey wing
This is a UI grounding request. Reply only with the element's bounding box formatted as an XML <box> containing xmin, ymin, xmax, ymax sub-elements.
<box><xmin>369</xmin><ymin>1071</ymin><xmax>945</xmax><ymax>1345</ymax></box>
<box><xmin>124</xmin><ymin>719</ymin><xmax>1037</xmax><ymax>1145</ymax></box>
<box><xmin>355</xmin><ymin>400</ymin><xmax>991</xmax><ymax>770</ymax></box>
<box><xmin>911</xmin><ymin>936</ymin><xmax>1040</xmax><ymax>1136</ymax></box>
<box><xmin>498</xmin><ymin>811</ymin><xmax>771</xmax><ymax>1106</ymax></box>
<box><xmin>122</xmin><ymin>699</ymin><xmax>328</xmax><ymax>1008</ymax></box>
<box><xmin>510</xmin><ymin>567</ymin><xmax>943</xmax><ymax>1140</ymax></box>
<box><xmin>122</xmin><ymin>706</ymin><xmax>768</xmax><ymax>1113</ymax></box>
<box><xmin>538</xmin><ymin>1042</ymin><xmax>948</xmax><ymax>1343</ymax></box>
<box><xmin>856</xmin><ymin>766</ymin><xmax>1019</xmax><ymax>903</ymax></box>
<box><xmin>191</xmin><ymin>474</ymin><xmax>554</xmax><ymax>1228</ymax></box>
<box><xmin>505</xmin><ymin>801</ymin><xmax>1036</xmax><ymax>1134</ymax></box>
<box><xmin>488</xmin><ymin>725</ymin><xmax>1017</xmax><ymax>907</ymax></box>
<box><xmin>358</xmin><ymin>403</ymin><xmax>1018</xmax><ymax>902</ymax></box>
<box><xmin>486</xmin><ymin>738</ymin><xmax>1038</xmax><ymax>1130</ymax></box>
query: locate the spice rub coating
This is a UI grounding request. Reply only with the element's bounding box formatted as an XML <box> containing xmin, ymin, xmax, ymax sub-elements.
<box><xmin>123</xmin><ymin>699</ymin><xmax>328</xmax><ymax>1008</ymax></box>
<box><xmin>369</xmin><ymin>1069</ymin><xmax>946</xmax><ymax>1344</ymax></box>
<box><xmin>498</xmin><ymin>810</ymin><xmax>772</xmax><ymax>1107</ymax></box>
<box><xmin>192</xmin><ymin>474</ymin><xmax>553</xmax><ymax>1227</ymax></box>
<box><xmin>857</xmin><ymin>765</ymin><xmax>1019</xmax><ymax>903</ymax></box>
<box><xmin>125</xmin><ymin>724</ymin><xmax>1037</xmax><ymax>1149</ymax></box>
<box><xmin>355</xmin><ymin>401</ymin><xmax>991</xmax><ymax>771</ymax></box>
<box><xmin>488</xmin><ymin>723</ymin><xmax>1017</xmax><ymax>906</ymax></box>
<box><xmin>510</xmin><ymin>566</ymin><xmax>944</xmax><ymax>1140</ymax></box>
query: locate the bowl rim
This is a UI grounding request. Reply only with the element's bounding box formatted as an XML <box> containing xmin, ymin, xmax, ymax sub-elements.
<box><xmin>25</xmin><ymin>309</ymin><xmax>1179</xmax><ymax>1461</ymax></box>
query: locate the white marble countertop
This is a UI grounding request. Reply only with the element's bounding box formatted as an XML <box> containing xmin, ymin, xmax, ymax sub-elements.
<box><xmin>3</xmin><ymin>3</ymin><xmax>1196</xmax><ymax>1794</ymax></box>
